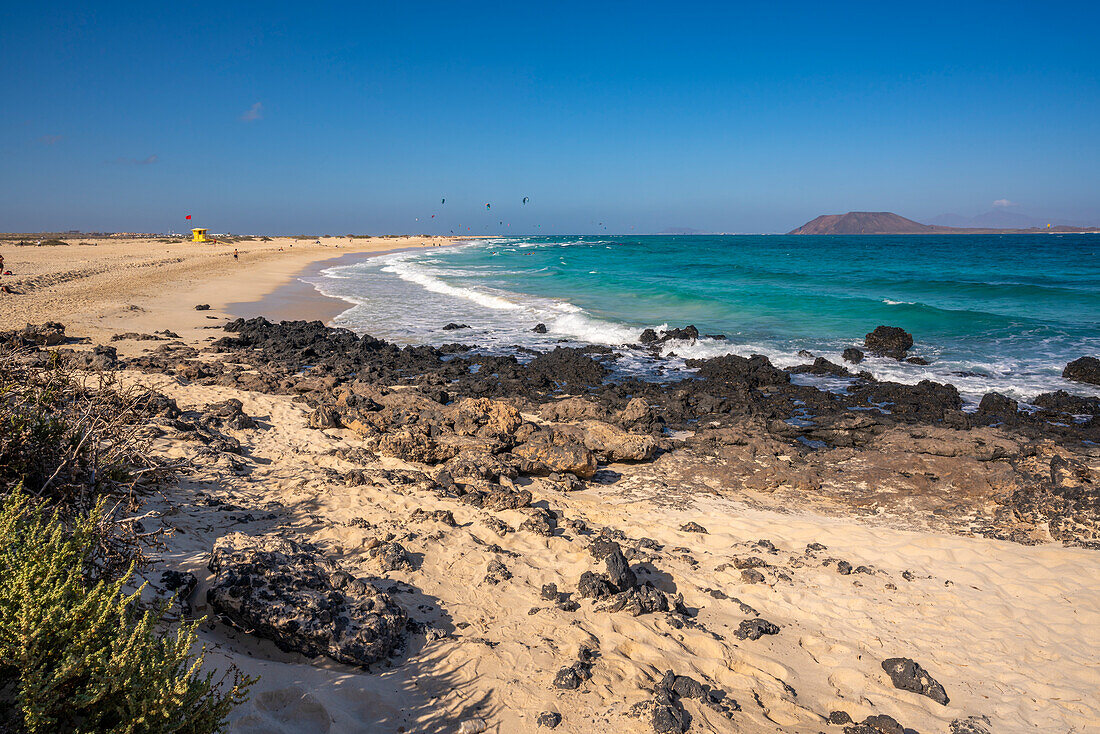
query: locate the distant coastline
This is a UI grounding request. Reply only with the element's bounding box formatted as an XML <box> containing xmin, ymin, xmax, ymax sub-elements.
<box><xmin>788</xmin><ymin>211</ymin><xmax>1100</xmax><ymax>235</ymax></box>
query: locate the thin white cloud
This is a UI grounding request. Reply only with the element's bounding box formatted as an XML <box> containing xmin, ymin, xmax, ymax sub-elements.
<box><xmin>992</xmin><ymin>199</ymin><xmax>1017</xmax><ymax>208</ymax></box>
<box><xmin>240</xmin><ymin>102</ymin><xmax>263</xmax><ymax>122</ymax></box>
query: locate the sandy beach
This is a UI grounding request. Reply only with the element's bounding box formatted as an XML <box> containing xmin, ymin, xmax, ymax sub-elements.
<box><xmin>0</xmin><ymin>236</ymin><xmax>455</xmax><ymax>345</ymax></box>
<box><xmin>1</xmin><ymin>237</ymin><xmax>1098</xmax><ymax>734</ymax></box>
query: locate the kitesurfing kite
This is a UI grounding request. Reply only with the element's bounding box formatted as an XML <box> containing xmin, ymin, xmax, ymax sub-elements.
<box><xmin>441</xmin><ymin>198</ymin><xmax>446</xmax><ymax>205</ymax></box>
<box><xmin>486</xmin><ymin>203</ymin><xmax>491</xmax><ymax>210</ymax></box>
<box><xmin>522</xmin><ymin>197</ymin><xmax>529</xmax><ymax>205</ymax></box>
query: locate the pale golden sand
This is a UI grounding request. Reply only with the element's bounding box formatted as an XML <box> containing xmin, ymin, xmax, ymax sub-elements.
<box><xmin>133</xmin><ymin>374</ymin><xmax>1099</xmax><ymax>734</ymax></box>
<box><xmin>0</xmin><ymin>236</ymin><xmax>455</xmax><ymax>345</ymax></box>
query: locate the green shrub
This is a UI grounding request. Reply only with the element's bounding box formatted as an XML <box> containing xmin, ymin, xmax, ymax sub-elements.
<box><xmin>0</xmin><ymin>490</ymin><xmax>253</xmax><ymax>733</ymax></box>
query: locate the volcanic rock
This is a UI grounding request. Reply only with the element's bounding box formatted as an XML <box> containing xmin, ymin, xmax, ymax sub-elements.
<box><xmin>863</xmin><ymin>326</ymin><xmax>913</xmax><ymax>360</ymax></box>
<box><xmin>1063</xmin><ymin>356</ymin><xmax>1100</xmax><ymax>385</ymax></box>
<box><xmin>207</xmin><ymin>533</ymin><xmax>406</xmax><ymax>667</ymax></box>
<box><xmin>844</xmin><ymin>714</ymin><xmax>904</xmax><ymax>734</ymax></box>
<box><xmin>527</xmin><ymin>347</ymin><xmax>609</xmax><ymax>389</ymax></box>
<box><xmin>842</xmin><ymin>347</ymin><xmax>864</xmax><ymax>363</ymax></box>
<box><xmin>881</xmin><ymin>657</ymin><xmax>948</xmax><ymax>705</ymax></box>
<box><xmin>685</xmin><ymin>353</ymin><xmax>790</xmax><ymax>387</ymax></box>
<box><xmin>735</xmin><ymin>618</ymin><xmax>779</xmax><ymax>640</ymax></box>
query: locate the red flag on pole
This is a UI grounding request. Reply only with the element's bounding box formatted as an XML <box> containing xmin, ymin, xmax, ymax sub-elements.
<box><xmin>185</xmin><ymin>215</ymin><xmax>191</xmax><ymax>220</ymax></box>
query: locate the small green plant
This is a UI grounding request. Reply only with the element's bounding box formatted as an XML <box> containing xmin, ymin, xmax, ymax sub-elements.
<box><xmin>0</xmin><ymin>490</ymin><xmax>253</xmax><ymax>733</ymax></box>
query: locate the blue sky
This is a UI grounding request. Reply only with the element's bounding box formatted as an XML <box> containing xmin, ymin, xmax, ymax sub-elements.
<box><xmin>2</xmin><ymin>1</ymin><xmax>1098</xmax><ymax>234</ymax></box>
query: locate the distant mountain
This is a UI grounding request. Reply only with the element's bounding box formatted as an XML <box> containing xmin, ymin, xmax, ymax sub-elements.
<box><xmin>788</xmin><ymin>211</ymin><xmax>1099</xmax><ymax>235</ymax></box>
<box><xmin>927</xmin><ymin>209</ymin><xmax>1050</xmax><ymax>229</ymax></box>
<box><xmin>788</xmin><ymin>212</ymin><xmax>937</xmax><ymax>235</ymax></box>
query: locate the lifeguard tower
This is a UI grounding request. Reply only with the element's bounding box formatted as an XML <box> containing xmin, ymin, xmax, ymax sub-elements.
<box><xmin>191</xmin><ymin>228</ymin><xmax>213</xmax><ymax>243</ymax></box>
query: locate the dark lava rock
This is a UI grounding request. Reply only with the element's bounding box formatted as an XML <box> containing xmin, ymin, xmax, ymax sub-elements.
<box><xmin>670</xmin><ymin>675</ymin><xmax>706</xmax><ymax>700</ymax></box>
<box><xmin>160</xmin><ymin>569</ymin><xmax>197</xmax><ymax>595</ymax></box>
<box><xmin>864</xmin><ymin>326</ymin><xmax>913</xmax><ymax>360</ymax></box>
<box><xmin>790</xmin><ymin>356</ymin><xmax>851</xmax><ymax>377</ymax></box>
<box><xmin>160</xmin><ymin>569</ymin><xmax>197</xmax><ymax>613</ymax></box>
<box><xmin>442</xmin><ymin>322</ymin><xmax>470</xmax><ymax>331</ymax></box>
<box><xmin>844</xmin><ymin>714</ymin><xmax>904</xmax><ymax>734</ymax></box>
<box><xmin>539</xmin><ymin>582</ymin><xmax>558</xmax><ymax>601</ymax></box>
<box><xmin>536</xmin><ymin>711</ymin><xmax>562</xmax><ymax>728</ymax></box>
<box><xmin>740</xmin><ymin>569</ymin><xmax>765</xmax><ymax>584</ymax></box>
<box><xmin>4</xmin><ymin>322</ymin><xmax>68</xmax><ymax>347</ymax></box>
<box><xmin>65</xmin><ymin>344</ymin><xmax>119</xmax><ymax>371</ymax></box>
<box><xmin>577</xmin><ymin>571</ymin><xmax>616</xmax><ymax>599</ymax></box>
<box><xmin>978</xmin><ymin>391</ymin><xmax>1018</xmax><ymax>418</ymax></box>
<box><xmin>552</xmin><ymin>660</ymin><xmax>592</xmax><ymax>690</ymax></box>
<box><xmin>639</xmin><ymin>328</ymin><xmax>659</xmax><ymax>344</ymax></box>
<box><xmin>735</xmin><ymin>618</ymin><xmax>780</xmax><ymax>640</ymax></box>
<box><xmin>552</xmin><ymin>666</ymin><xmax>582</xmax><ymax>690</ymax></box>
<box><xmin>604</xmin><ymin>546</ymin><xmax>637</xmax><ymax>591</ymax></box>
<box><xmin>370</xmin><ymin>541</ymin><xmax>414</xmax><ymax>572</ymax></box>
<box><xmin>533</xmin><ymin>323</ymin><xmax>548</xmax><ymax>334</ymax></box>
<box><xmin>520</xmin><ymin>510</ymin><xmax>556</xmax><ymax>537</ymax></box>
<box><xmin>679</xmin><ymin>521</ymin><xmax>708</xmax><ymax>534</ymax></box>
<box><xmin>483</xmin><ymin>558</ymin><xmax>512</xmax><ymax>585</ymax></box>
<box><xmin>798</xmin><ymin>349</ymin><xmax>815</xmax><ymax>358</ymax></box>
<box><xmin>194</xmin><ymin>304</ymin><xmax>210</xmax><ymax>311</ymax></box>
<box><xmin>1063</xmin><ymin>356</ymin><xmax>1100</xmax><ymax>385</ymax></box>
<box><xmin>850</xmin><ymin>378</ymin><xmax>962</xmax><ymax>423</ymax></box>
<box><xmin>661</xmin><ymin>325</ymin><xmax>699</xmax><ymax>342</ymax></box>
<box><xmin>836</xmin><ymin>560</ymin><xmax>853</xmax><ymax>575</ymax></box>
<box><xmin>527</xmin><ymin>347</ymin><xmax>609</xmax><ymax>388</ymax></box>
<box><xmin>685</xmin><ymin>353</ymin><xmax>790</xmax><ymax>387</ymax></box>
<box><xmin>949</xmin><ymin>715</ymin><xmax>992</xmax><ymax>734</ymax></box>
<box><xmin>207</xmin><ymin>533</ymin><xmax>406</xmax><ymax>667</ymax></box>
<box><xmin>652</xmin><ymin>703</ymin><xmax>687</xmax><ymax>734</ymax></box>
<box><xmin>842</xmin><ymin>347</ymin><xmax>864</xmax><ymax>364</ymax></box>
<box><xmin>588</xmin><ymin>537</ymin><xmax>625</xmax><ymax>562</ymax></box>
<box><xmin>597</xmin><ymin>586</ymin><xmax>674</xmax><ymax>616</ymax></box>
<box><xmin>204</xmin><ymin>398</ymin><xmax>257</xmax><ymax>429</ymax></box>
<box><xmin>905</xmin><ymin>356</ymin><xmax>930</xmax><ymax>365</ymax></box>
<box><xmin>881</xmin><ymin>657</ymin><xmax>948</xmax><ymax>705</ymax></box>
<box><xmin>1031</xmin><ymin>390</ymin><xmax>1100</xmax><ymax>416</ymax></box>
<box><xmin>828</xmin><ymin>710</ymin><xmax>853</xmax><ymax>725</ymax></box>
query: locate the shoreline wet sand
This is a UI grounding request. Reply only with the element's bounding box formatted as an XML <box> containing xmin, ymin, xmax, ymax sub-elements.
<box><xmin>227</xmin><ymin>245</ymin><xmax>457</xmax><ymax>324</ymax></box>
<box><xmin>0</xmin><ymin>235</ymin><xmax>458</xmax><ymax>346</ymax></box>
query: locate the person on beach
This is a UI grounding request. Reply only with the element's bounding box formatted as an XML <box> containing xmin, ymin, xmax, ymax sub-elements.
<box><xmin>233</xmin><ymin>249</ymin><xmax>239</xmax><ymax>261</ymax></box>
<box><xmin>0</xmin><ymin>253</ymin><xmax>4</xmax><ymax>275</ymax></box>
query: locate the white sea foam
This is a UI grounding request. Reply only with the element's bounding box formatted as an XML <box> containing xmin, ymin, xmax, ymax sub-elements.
<box><xmin>306</xmin><ymin>238</ymin><xmax>1100</xmax><ymax>405</ymax></box>
<box><xmin>381</xmin><ymin>257</ymin><xmax>523</xmax><ymax>312</ymax></box>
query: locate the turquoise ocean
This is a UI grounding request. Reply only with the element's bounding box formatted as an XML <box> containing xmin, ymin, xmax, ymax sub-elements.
<box><xmin>305</xmin><ymin>235</ymin><xmax>1100</xmax><ymax>404</ymax></box>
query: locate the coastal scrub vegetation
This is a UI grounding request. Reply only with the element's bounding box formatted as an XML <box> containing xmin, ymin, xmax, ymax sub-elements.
<box><xmin>0</xmin><ymin>346</ymin><xmax>253</xmax><ymax>732</ymax></box>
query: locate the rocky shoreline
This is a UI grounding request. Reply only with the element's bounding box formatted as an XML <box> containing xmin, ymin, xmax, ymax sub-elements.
<box><xmin>88</xmin><ymin>316</ymin><xmax>1099</xmax><ymax>548</ymax></box>
<box><xmin>4</xmin><ymin>318</ymin><xmax>1099</xmax><ymax>733</ymax></box>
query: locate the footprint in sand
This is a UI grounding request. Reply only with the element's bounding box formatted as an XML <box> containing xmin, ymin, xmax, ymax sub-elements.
<box><xmin>233</xmin><ymin>686</ymin><xmax>333</xmax><ymax>733</ymax></box>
